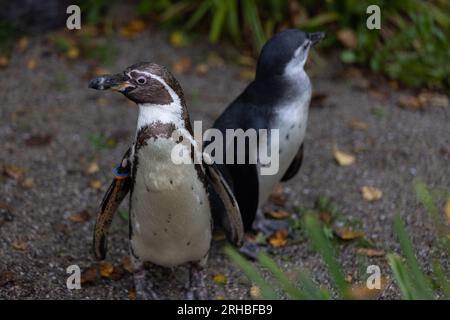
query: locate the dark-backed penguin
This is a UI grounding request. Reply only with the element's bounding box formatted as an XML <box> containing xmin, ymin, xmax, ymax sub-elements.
<box><xmin>207</xmin><ymin>30</ymin><xmax>325</xmax><ymax>246</ymax></box>
<box><xmin>88</xmin><ymin>62</ymin><xmax>244</xmax><ymax>299</ymax></box>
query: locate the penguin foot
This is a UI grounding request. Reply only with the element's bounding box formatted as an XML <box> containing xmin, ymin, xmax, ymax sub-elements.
<box><xmin>253</xmin><ymin>215</ymin><xmax>290</xmax><ymax>235</ymax></box>
<box><xmin>133</xmin><ymin>268</ymin><xmax>160</xmax><ymax>300</ymax></box>
<box><xmin>239</xmin><ymin>242</ymin><xmax>261</xmax><ymax>260</ymax></box>
<box><xmin>185</xmin><ymin>263</ymin><xmax>209</xmax><ymax>300</ymax></box>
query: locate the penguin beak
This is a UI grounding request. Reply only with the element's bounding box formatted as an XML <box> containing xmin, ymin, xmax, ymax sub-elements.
<box><xmin>88</xmin><ymin>74</ymin><xmax>136</xmax><ymax>93</ymax></box>
<box><xmin>308</xmin><ymin>32</ymin><xmax>326</xmax><ymax>45</ymax></box>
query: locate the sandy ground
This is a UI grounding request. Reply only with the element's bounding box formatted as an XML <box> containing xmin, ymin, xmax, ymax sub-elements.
<box><xmin>0</xmin><ymin>29</ymin><xmax>449</xmax><ymax>300</ymax></box>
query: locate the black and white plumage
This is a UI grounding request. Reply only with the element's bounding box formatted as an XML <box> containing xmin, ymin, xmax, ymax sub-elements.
<box><xmin>207</xmin><ymin>29</ymin><xmax>325</xmax><ymax>233</ymax></box>
<box><xmin>89</xmin><ymin>62</ymin><xmax>244</xmax><ymax>299</ymax></box>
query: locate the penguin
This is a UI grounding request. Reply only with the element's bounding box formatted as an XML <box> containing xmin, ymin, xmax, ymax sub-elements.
<box><xmin>88</xmin><ymin>62</ymin><xmax>244</xmax><ymax>299</ymax></box>
<box><xmin>207</xmin><ymin>30</ymin><xmax>325</xmax><ymax>245</ymax></box>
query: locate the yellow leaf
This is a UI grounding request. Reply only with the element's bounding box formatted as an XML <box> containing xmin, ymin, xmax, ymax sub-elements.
<box><xmin>348</xmin><ymin>277</ymin><xmax>388</xmax><ymax>299</ymax></box>
<box><xmin>3</xmin><ymin>164</ymin><xmax>25</xmax><ymax>180</ymax></box>
<box><xmin>356</xmin><ymin>248</ymin><xmax>385</xmax><ymax>257</ymax></box>
<box><xmin>17</xmin><ymin>37</ymin><xmax>29</xmax><ymax>52</ymax></box>
<box><xmin>0</xmin><ymin>55</ymin><xmax>9</xmax><ymax>67</ymax></box>
<box><xmin>169</xmin><ymin>31</ymin><xmax>188</xmax><ymax>48</ymax></box>
<box><xmin>334</xmin><ymin>227</ymin><xmax>364</xmax><ymax>240</ymax></box>
<box><xmin>249</xmin><ymin>285</ymin><xmax>261</xmax><ymax>299</ymax></box>
<box><xmin>99</xmin><ymin>261</ymin><xmax>114</xmax><ymax>278</ymax></box>
<box><xmin>89</xmin><ymin>179</ymin><xmax>102</xmax><ymax>190</ymax></box>
<box><xmin>128</xmin><ymin>288</ymin><xmax>136</xmax><ymax>300</ymax></box>
<box><xmin>213</xmin><ymin>274</ymin><xmax>227</xmax><ymax>285</ymax></box>
<box><xmin>85</xmin><ymin>162</ymin><xmax>100</xmax><ymax>175</ymax></box>
<box><xmin>269</xmin><ymin>184</ymin><xmax>287</xmax><ymax>206</ymax></box>
<box><xmin>195</xmin><ymin>63</ymin><xmax>209</xmax><ymax>75</ymax></box>
<box><xmin>268</xmin><ymin>229</ymin><xmax>288</xmax><ymax>248</ymax></box>
<box><xmin>12</xmin><ymin>242</ymin><xmax>28</xmax><ymax>251</ymax></box>
<box><xmin>266</xmin><ymin>210</ymin><xmax>290</xmax><ymax>220</ymax></box>
<box><xmin>66</xmin><ymin>47</ymin><xmax>80</xmax><ymax>59</ymax></box>
<box><xmin>69</xmin><ymin>210</ymin><xmax>90</xmax><ymax>223</ymax></box>
<box><xmin>81</xmin><ymin>266</ymin><xmax>98</xmax><ymax>284</ymax></box>
<box><xmin>20</xmin><ymin>177</ymin><xmax>34</xmax><ymax>189</ymax></box>
<box><xmin>361</xmin><ymin>186</ymin><xmax>383</xmax><ymax>201</ymax></box>
<box><xmin>334</xmin><ymin>149</ymin><xmax>355</xmax><ymax>166</ymax></box>
<box><xmin>172</xmin><ymin>57</ymin><xmax>192</xmax><ymax>75</ymax></box>
<box><xmin>26</xmin><ymin>58</ymin><xmax>37</xmax><ymax>70</ymax></box>
<box><xmin>445</xmin><ymin>198</ymin><xmax>450</xmax><ymax>225</ymax></box>
<box><xmin>121</xmin><ymin>256</ymin><xmax>133</xmax><ymax>273</ymax></box>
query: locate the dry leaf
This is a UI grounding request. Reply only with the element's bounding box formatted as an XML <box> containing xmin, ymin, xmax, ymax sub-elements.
<box><xmin>85</xmin><ymin>162</ymin><xmax>99</xmax><ymax>175</ymax></box>
<box><xmin>66</xmin><ymin>47</ymin><xmax>80</xmax><ymax>59</ymax></box>
<box><xmin>249</xmin><ymin>285</ymin><xmax>261</xmax><ymax>299</ymax></box>
<box><xmin>334</xmin><ymin>149</ymin><xmax>355</xmax><ymax>166</ymax></box>
<box><xmin>213</xmin><ymin>274</ymin><xmax>227</xmax><ymax>285</ymax></box>
<box><xmin>120</xmin><ymin>20</ymin><xmax>146</xmax><ymax>38</ymax></box>
<box><xmin>0</xmin><ymin>56</ymin><xmax>9</xmax><ymax>67</ymax></box>
<box><xmin>268</xmin><ymin>229</ymin><xmax>288</xmax><ymax>248</ymax></box>
<box><xmin>93</xmin><ymin>67</ymin><xmax>110</xmax><ymax>76</ymax></box>
<box><xmin>169</xmin><ymin>31</ymin><xmax>188</xmax><ymax>48</ymax></box>
<box><xmin>81</xmin><ymin>266</ymin><xmax>99</xmax><ymax>284</ymax></box>
<box><xmin>445</xmin><ymin>198</ymin><xmax>450</xmax><ymax>225</ymax></box>
<box><xmin>69</xmin><ymin>210</ymin><xmax>90</xmax><ymax>223</ymax></box>
<box><xmin>417</xmin><ymin>92</ymin><xmax>448</xmax><ymax>108</ymax></box>
<box><xmin>20</xmin><ymin>177</ymin><xmax>34</xmax><ymax>189</ymax></box>
<box><xmin>12</xmin><ymin>242</ymin><xmax>28</xmax><ymax>251</ymax></box>
<box><xmin>17</xmin><ymin>37</ymin><xmax>29</xmax><ymax>52</ymax></box>
<box><xmin>269</xmin><ymin>184</ymin><xmax>287</xmax><ymax>206</ymax></box>
<box><xmin>99</xmin><ymin>261</ymin><xmax>114</xmax><ymax>278</ymax></box>
<box><xmin>361</xmin><ymin>186</ymin><xmax>383</xmax><ymax>202</ymax></box>
<box><xmin>337</xmin><ymin>29</ymin><xmax>357</xmax><ymax>48</ymax></box>
<box><xmin>195</xmin><ymin>63</ymin><xmax>209</xmax><ymax>75</ymax></box>
<box><xmin>173</xmin><ymin>57</ymin><xmax>192</xmax><ymax>75</ymax></box>
<box><xmin>128</xmin><ymin>288</ymin><xmax>136</xmax><ymax>300</ymax></box>
<box><xmin>349</xmin><ymin>119</ymin><xmax>369</xmax><ymax>130</ymax></box>
<box><xmin>26</xmin><ymin>59</ymin><xmax>37</xmax><ymax>70</ymax></box>
<box><xmin>212</xmin><ymin>229</ymin><xmax>226</xmax><ymax>241</ymax></box>
<box><xmin>121</xmin><ymin>256</ymin><xmax>133</xmax><ymax>273</ymax></box>
<box><xmin>348</xmin><ymin>277</ymin><xmax>388</xmax><ymax>299</ymax></box>
<box><xmin>266</xmin><ymin>210</ymin><xmax>290</xmax><ymax>220</ymax></box>
<box><xmin>3</xmin><ymin>164</ymin><xmax>25</xmax><ymax>180</ymax></box>
<box><xmin>89</xmin><ymin>179</ymin><xmax>102</xmax><ymax>190</ymax></box>
<box><xmin>334</xmin><ymin>228</ymin><xmax>364</xmax><ymax>240</ymax></box>
<box><xmin>0</xmin><ymin>271</ymin><xmax>15</xmax><ymax>287</ymax></box>
<box><xmin>398</xmin><ymin>96</ymin><xmax>422</xmax><ymax>111</ymax></box>
<box><xmin>319</xmin><ymin>211</ymin><xmax>332</xmax><ymax>225</ymax></box>
<box><xmin>206</xmin><ymin>52</ymin><xmax>225</xmax><ymax>67</ymax></box>
<box><xmin>24</xmin><ymin>134</ymin><xmax>52</xmax><ymax>147</ymax></box>
<box><xmin>356</xmin><ymin>248</ymin><xmax>385</xmax><ymax>257</ymax></box>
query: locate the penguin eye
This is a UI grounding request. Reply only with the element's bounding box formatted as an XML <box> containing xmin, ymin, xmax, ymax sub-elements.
<box><xmin>136</xmin><ymin>77</ymin><xmax>146</xmax><ymax>85</ymax></box>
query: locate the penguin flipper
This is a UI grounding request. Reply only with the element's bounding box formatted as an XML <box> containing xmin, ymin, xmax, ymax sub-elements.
<box><xmin>93</xmin><ymin>149</ymin><xmax>132</xmax><ymax>260</ymax></box>
<box><xmin>281</xmin><ymin>143</ymin><xmax>304</xmax><ymax>182</ymax></box>
<box><xmin>204</xmin><ymin>161</ymin><xmax>244</xmax><ymax>247</ymax></box>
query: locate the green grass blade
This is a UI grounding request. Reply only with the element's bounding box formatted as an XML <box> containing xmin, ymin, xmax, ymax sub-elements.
<box><xmin>303</xmin><ymin>214</ymin><xmax>349</xmax><ymax>298</ymax></box>
<box><xmin>298</xmin><ymin>271</ymin><xmax>329</xmax><ymax>300</ymax></box>
<box><xmin>393</xmin><ymin>214</ymin><xmax>434</xmax><ymax>299</ymax></box>
<box><xmin>224</xmin><ymin>246</ymin><xmax>278</xmax><ymax>299</ymax></box>
<box><xmin>387</xmin><ymin>253</ymin><xmax>417</xmax><ymax>299</ymax></box>
<box><xmin>432</xmin><ymin>260</ymin><xmax>450</xmax><ymax>299</ymax></box>
<box><xmin>185</xmin><ymin>0</ymin><xmax>214</xmax><ymax>30</ymax></box>
<box><xmin>226</xmin><ymin>0</ymin><xmax>240</xmax><ymax>43</ymax></box>
<box><xmin>257</xmin><ymin>251</ymin><xmax>304</xmax><ymax>299</ymax></box>
<box><xmin>209</xmin><ymin>0</ymin><xmax>228</xmax><ymax>43</ymax></box>
<box><xmin>241</xmin><ymin>0</ymin><xmax>266</xmax><ymax>51</ymax></box>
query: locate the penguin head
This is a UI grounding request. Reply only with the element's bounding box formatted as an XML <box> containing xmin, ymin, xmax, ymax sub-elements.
<box><xmin>89</xmin><ymin>62</ymin><xmax>184</xmax><ymax>106</ymax></box>
<box><xmin>255</xmin><ymin>29</ymin><xmax>325</xmax><ymax>81</ymax></box>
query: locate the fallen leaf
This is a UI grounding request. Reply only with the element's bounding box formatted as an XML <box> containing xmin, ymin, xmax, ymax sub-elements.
<box><xmin>121</xmin><ymin>256</ymin><xmax>133</xmax><ymax>273</ymax></box>
<box><xmin>89</xmin><ymin>179</ymin><xmax>102</xmax><ymax>190</ymax></box>
<box><xmin>213</xmin><ymin>274</ymin><xmax>227</xmax><ymax>285</ymax></box>
<box><xmin>269</xmin><ymin>184</ymin><xmax>287</xmax><ymax>206</ymax></box>
<box><xmin>268</xmin><ymin>229</ymin><xmax>288</xmax><ymax>248</ymax></box>
<box><xmin>206</xmin><ymin>52</ymin><xmax>225</xmax><ymax>67</ymax></box>
<box><xmin>239</xmin><ymin>68</ymin><xmax>255</xmax><ymax>81</ymax></box>
<box><xmin>24</xmin><ymin>134</ymin><xmax>52</xmax><ymax>147</ymax></box>
<box><xmin>356</xmin><ymin>248</ymin><xmax>385</xmax><ymax>257</ymax></box>
<box><xmin>93</xmin><ymin>67</ymin><xmax>111</xmax><ymax>76</ymax></box>
<box><xmin>0</xmin><ymin>56</ymin><xmax>9</xmax><ymax>67</ymax></box>
<box><xmin>266</xmin><ymin>210</ymin><xmax>290</xmax><ymax>220</ymax></box>
<box><xmin>81</xmin><ymin>266</ymin><xmax>99</xmax><ymax>284</ymax></box>
<box><xmin>447</xmin><ymin>235</ymin><xmax>450</xmax><ymax>241</ymax></box>
<box><xmin>348</xmin><ymin>277</ymin><xmax>388</xmax><ymax>299</ymax></box>
<box><xmin>20</xmin><ymin>177</ymin><xmax>34</xmax><ymax>189</ymax></box>
<box><xmin>169</xmin><ymin>31</ymin><xmax>188</xmax><ymax>48</ymax></box>
<box><xmin>99</xmin><ymin>261</ymin><xmax>114</xmax><ymax>278</ymax></box>
<box><xmin>334</xmin><ymin>228</ymin><xmax>364</xmax><ymax>240</ymax></box>
<box><xmin>128</xmin><ymin>288</ymin><xmax>136</xmax><ymax>300</ymax></box>
<box><xmin>66</xmin><ymin>47</ymin><xmax>80</xmax><ymax>59</ymax></box>
<box><xmin>3</xmin><ymin>164</ymin><xmax>25</xmax><ymax>180</ymax></box>
<box><xmin>361</xmin><ymin>186</ymin><xmax>383</xmax><ymax>202</ymax></box>
<box><xmin>337</xmin><ymin>29</ymin><xmax>357</xmax><ymax>49</ymax></box>
<box><xmin>235</xmin><ymin>55</ymin><xmax>256</xmax><ymax>67</ymax></box>
<box><xmin>445</xmin><ymin>198</ymin><xmax>450</xmax><ymax>225</ymax></box>
<box><xmin>417</xmin><ymin>92</ymin><xmax>448</xmax><ymax>108</ymax></box>
<box><xmin>249</xmin><ymin>285</ymin><xmax>261</xmax><ymax>299</ymax></box>
<box><xmin>195</xmin><ymin>63</ymin><xmax>209</xmax><ymax>75</ymax></box>
<box><xmin>398</xmin><ymin>96</ymin><xmax>422</xmax><ymax>111</ymax></box>
<box><xmin>172</xmin><ymin>57</ymin><xmax>192</xmax><ymax>75</ymax></box>
<box><xmin>12</xmin><ymin>242</ymin><xmax>28</xmax><ymax>251</ymax></box>
<box><xmin>348</xmin><ymin>119</ymin><xmax>369</xmax><ymax>130</ymax></box>
<box><xmin>26</xmin><ymin>58</ymin><xmax>37</xmax><ymax>70</ymax></box>
<box><xmin>120</xmin><ymin>19</ymin><xmax>146</xmax><ymax>39</ymax></box>
<box><xmin>334</xmin><ymin>149</ymin><xmax>355</xmax><ymax>166</ymax></box>
<box><xmin>17</xmin><ymin>37</ymin><xmax>29</xmax><ymax>52</ymax></box>
<box><xmin>0</xmin><ymin>271</ymin><xmax>15</xmax><ymax>287</ymax></box>
<box><xmin>69</xmin><ymin>210</ymin><xmax>90</xmax><ymax>223</ymax></box>
<box><xmin>212</xmin><ymin>229</ymin><xmax>226</xmax><ymax>241</ymax></box>
<box><xmin>85</xmin><ymin>162</ymin><xmax>99</xmax><ymax>175</ymax></box>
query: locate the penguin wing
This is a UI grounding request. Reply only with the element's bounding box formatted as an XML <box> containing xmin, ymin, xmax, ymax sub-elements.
<box><xmin>281</xmin><ymin>143</ymin><xmax>304</xmax><ymax>182</ymax></box>
<box><xmin>93</xmin><ymin>148</ymin><xmax>132</xmax><ymax>260</ymax></box>
<box><xmin>204</xmin><ymin>161</ymin><xmax>244</xmax><ymax>247</ymax></box>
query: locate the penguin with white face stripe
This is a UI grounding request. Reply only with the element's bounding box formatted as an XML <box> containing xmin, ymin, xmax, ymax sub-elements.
<box><xmin>89</xmin><ymin>62</ymin><xmax>244</xmax><ymax>299</ymax></box>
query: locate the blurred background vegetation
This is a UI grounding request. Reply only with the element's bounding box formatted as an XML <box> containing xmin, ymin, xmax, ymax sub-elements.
<box><xmin>0</xmin><ymin>0</ymin><xmax>449</xmax><ymax>92</ymax></box>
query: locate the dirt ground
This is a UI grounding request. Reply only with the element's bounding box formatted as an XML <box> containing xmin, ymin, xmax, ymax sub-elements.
<box><xmin>0</xmin><ymin>28</ymin><xmax>449</xmax><ymax>300</ymax></box>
